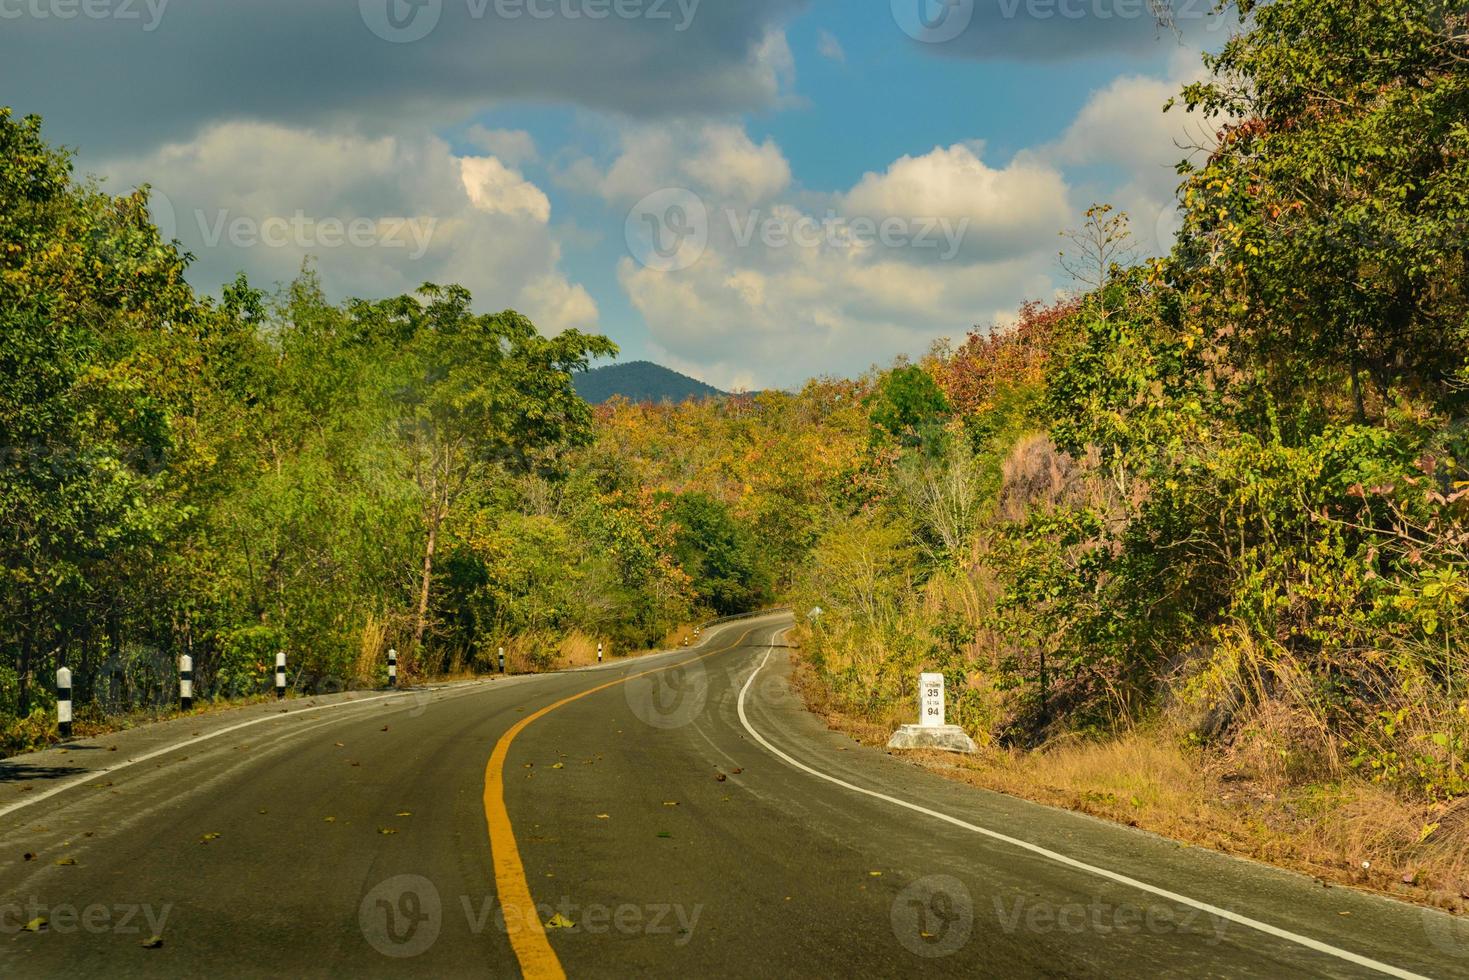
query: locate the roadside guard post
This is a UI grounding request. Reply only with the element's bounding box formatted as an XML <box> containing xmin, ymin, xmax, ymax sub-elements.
<box><xmin>57</xmin><ymin>667</ymin><xmax>73</xmax><ymax>738</ymax></box>
<box><xmin>180</xmin><ymin>655</ymin><xmax>194</xmax><ymax>711</ymax></box>
<box><xmin>598</xmin><ymin>642</ymin><xmax>604</xmax><ymax>663</ymax></box>
<box><xmin>388</xmin><ymin>648</ymin><xmax>398</xmax><ymax>688</ymax></box>
<box><xmin>885</xmin><ymin>671</ymin><xmax>977</xmax><ymax>754</ymax></box>
<box><xmin>498</xmin><ymin>647</ymin><xmax>506</xmax><ymax>674</ymax></box>
<box><xmin>275</xmin><ymin>651</ymin><xmax>287</xmax><ymax>700</ymax></box>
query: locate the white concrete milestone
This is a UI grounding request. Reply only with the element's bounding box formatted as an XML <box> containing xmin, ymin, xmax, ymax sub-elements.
<box><xmin>887</xmin><ymin>671</ymin><xmax>978</xmax><ymax>754</ymax></box>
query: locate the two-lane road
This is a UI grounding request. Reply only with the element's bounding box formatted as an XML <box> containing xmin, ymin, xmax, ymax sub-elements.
<box><xmin>2</xmin><ymin>613</ymin><xmax>1464</xmax><ymax>977</ymax></box>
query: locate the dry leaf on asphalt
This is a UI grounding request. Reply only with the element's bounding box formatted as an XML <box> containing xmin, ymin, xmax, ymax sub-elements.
<box><xmin>24</xmin><ymin>917</ymin><xmax>47</xmax><ymax>932</ymax></box>
<box><xmin>199</xmin><ymin>833</ymin><xmax>221</xmax><ymax>844</ymax></box>
<box><xmin>140</xmin><ymin>936</ymin><xmax>164</xmax><ymax>949</ymax></box>
<box><xmin>544</xmin><ymin>913</ymin><xmax>575</xmax><ymax>930</ymax></box>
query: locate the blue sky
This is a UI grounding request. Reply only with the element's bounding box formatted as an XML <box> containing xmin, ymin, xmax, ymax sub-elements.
<box><xmin>0</xmin><ymin>0</ymin><xmax>1231</xmax><ymax>389</ymax></box>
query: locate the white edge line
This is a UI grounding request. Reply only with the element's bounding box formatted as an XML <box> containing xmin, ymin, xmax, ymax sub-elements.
<box><xmin>736</xmin><ymin>644</ymin><xmax>1429</xmax><ymax>980</ymax></box>
<box><xmin>0</xmin><ymin>683</ymin><xmax>488</xmax><ymax>821</ymax></box>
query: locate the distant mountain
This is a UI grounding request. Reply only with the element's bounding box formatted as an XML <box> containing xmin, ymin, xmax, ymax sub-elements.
<box><xmin>574</xmin><ymin>361</ymin><xmax>727</xmax><ymax>405</ymax></box>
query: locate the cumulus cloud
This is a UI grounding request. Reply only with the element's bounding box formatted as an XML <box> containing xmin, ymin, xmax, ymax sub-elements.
<box><xmin>100</xmin><ymin>121</ymin><xmax>596</xmax><ymax>334</ymax></box>
<box><xmin>615</xmin><ymin>136</ymin><xmax>1069</xmax><ymax>387</ymax></box>
<box><xmin>1050</xmin><ymin>48</ymin><xmax>1218</xmax><ymax>253</ymax></box>
<box><xmin>841</xmin><ymin>143</ymin><xmax>1071</xmax><ymax>262</ymax></box>
<box><xmin>583</xmin><ymin>123</ymin><xmax>793</xmax><ymax>206</ymax></box>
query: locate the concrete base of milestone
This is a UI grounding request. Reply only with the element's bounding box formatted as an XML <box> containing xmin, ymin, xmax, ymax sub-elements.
<box><xmin>886</xmin><ymin>724</ymin><xmax>979</xmax><ymax>754</ymax></box>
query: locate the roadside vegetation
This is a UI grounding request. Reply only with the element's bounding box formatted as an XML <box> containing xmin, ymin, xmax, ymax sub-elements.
<box><xmin>3</xmin><ymin>0</ymin><xmax>1466</xmax><ymax>910</ymax></box>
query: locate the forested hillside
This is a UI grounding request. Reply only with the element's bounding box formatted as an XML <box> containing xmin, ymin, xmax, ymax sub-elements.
<box><xmin>3</xmin><ymin>0</ymin><xmax>1467</xmax><ymax>899</ymax></box>
<box><xmin>573</xmin><ymin>360</ymin><xmax>727</xmax><ymax>404</ymax></box>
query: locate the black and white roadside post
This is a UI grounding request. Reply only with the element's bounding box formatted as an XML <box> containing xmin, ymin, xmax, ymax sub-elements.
<box><xmin>388</xmin><ymin>648</ymin><xmax>398</xmax><ymax>688</ymax></box>
<box><xmin>275</xmin><ymin>651</ymin><xmax>287</xmax><ymax>700</ymax></box>
<box><xmin>498</xmin><ymin>647</ymin><xmax>505</xmax><ymax>674</ymax></box>
<box><xmin>597</xmin><ymin>642</ymin><xmax>603</xmax><ymax>664</ymax></box>
<box><xmin>57</xmin><ymin>667</ymin><xmax>73</xmax><ymax>739</ymax></box>
<box><xmin>179</xmin><ymin>655</ymin><xmax>194</xmax><ymax>711</ymax></box>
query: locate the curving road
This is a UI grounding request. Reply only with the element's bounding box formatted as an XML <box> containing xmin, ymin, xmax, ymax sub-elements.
<box><xmin>1</xmin><ymin>612</ymin><xmax>1464</xmax><ymax>978</ymax></box>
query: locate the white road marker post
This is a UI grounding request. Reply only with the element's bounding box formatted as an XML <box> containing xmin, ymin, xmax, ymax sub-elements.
<box><xmin>180</xmin><ymin>655</ymin><xmax>194</xmax><ymax>711</ymax></box>
<box><xmin>498</xmin><ymin>647</ymin><xmax>505</xmax><ymax>674</ymax></box>
<box><xmin>597</xmin><ymin>642</ymin><xmax>603</xmax><ymax>664</ymax></box>
<box><xmin>886</xmin><ymin>671</ymin><xmax>976</xmax><ymax>754</ymax></box>
<box><xmin>56</xmin><ymin>667</ymin><xmax>73</xmax><ymax>739</ymax></box>
<box><xmin>275</xmin><ymin>651</ymin><xmax>287</xmax><ymax>700</ymax></box>
<box><xmin>388</xmin><ymin>648</ymin><xmax>397</xmax><ymax>688</ymax></box>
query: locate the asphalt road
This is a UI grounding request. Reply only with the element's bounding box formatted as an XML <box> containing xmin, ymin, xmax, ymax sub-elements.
<box><xmin>2</xmin><ymin>612</ymin><xmax>1466</xmax><ymax>978</ymax></box>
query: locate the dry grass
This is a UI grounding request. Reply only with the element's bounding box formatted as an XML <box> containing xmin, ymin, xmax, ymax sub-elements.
<box><xmin>555</xmin><ymin>631</ymin><xmax>608</xmax><ymax>668</ymax></box>
<box><xmin>790</xmin><ymin>651</ymin><xmax>1469</xmax><ymax>914</ymax></box>
<box><xmin>658</xmin><ymin>623</ymin><xmax>698</xmax><ymax>651</ymax></box>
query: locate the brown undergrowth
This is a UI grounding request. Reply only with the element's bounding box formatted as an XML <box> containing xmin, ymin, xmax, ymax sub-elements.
<box><xmin>788</xmin><ymin>648</ymin><xmax>1469</xmax><ymax>916</ymax></box>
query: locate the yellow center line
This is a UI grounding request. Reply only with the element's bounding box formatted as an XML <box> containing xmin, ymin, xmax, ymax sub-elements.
<box><xmin>482</xmin><ymin>624</ymin><xmax>762</xmax><ymax>979</ymax></box>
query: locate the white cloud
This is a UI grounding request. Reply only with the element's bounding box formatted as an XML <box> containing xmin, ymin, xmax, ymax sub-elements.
<box><xmin>817</xmin><ymin>30</ymin><xmax>846</xmax><ymax>64</ymax></box>
<box><xmin>1050</xmin><ymin>50</ymin><xmax>1220</xmax><ymax>255</ymax></box>
<box><xmin>588</xmin><ymin>123</ymin><xmax>793</xmax><ymax>206</ymax></box>
<box><xmin>615</xmin><ymin>136</ymin><xmax>1069</xmax><ymax>388</ymax></box>
<box><xmin>460</xmin><ymin>157</ymin><xmax>552</xmax><ymax>222</ymax></box>
<box><xmin>841</xmin><ymin>143</ymin><xmax>1072</xmax><ymax>262</ymax></box>
<box><xmin>101</xmin><ymin>121</ymin><xmax>595</xmax><ymax>335</ymax></box>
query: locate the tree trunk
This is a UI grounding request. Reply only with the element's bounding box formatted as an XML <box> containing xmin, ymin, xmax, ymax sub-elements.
<box><xmin>414</xmin><ymin>510</ymin><xmax>441</xmax><ymax>648</ymax></box>
<box><xmin>17</xmin><ymin>627</ymin><xmax>32</xmax><ymax>716</ymax></box>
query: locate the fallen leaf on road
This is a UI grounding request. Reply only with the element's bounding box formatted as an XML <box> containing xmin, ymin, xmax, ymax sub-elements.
<box><xmin>595</xmin><ymin>814</ymin><xmax>610</xmax><ymax>820</ymax></box>
<box><xmin>732</xmin><ymin>768</ymin><xmax>743</xmax><ymax>775</ymax></box>
<box><xmin>396</xmin><ymin>811</ymin><xmax>412</xmax><ymax>817</ymax></box>
<box><xmin>334</xmin><ymin>742</ymin><xmax>344</xmax><ymax>748</ymax></box>
<box><xmin>380</xmin><ymin>726</ymin><xmax>389</xmax><ymax>732</ymax></box>
<box><xmin>55</xmin><ymin>857</ymin><xmax>77</xmax><ymax>866</ymax></box>
<box><xmin>24</xmin><ymin>917</ymin><xmax>47</xmax><ymax>932</ymax></box>
<box><xmin>715</xmin><ymin>773</ymin><xmax>727</xmax><ymax>782</ymax></box>
<box><xmin>657</xmin><ymin>831</ymin><xmax>672</xmax><ymax>839</ymax></box>
<box><xmin>199</xmin><ymin>833</ymin><xmax>221</xmax><ymax>844</ymax></box>
<box><xmin>141</xmin><ymin>935</ymin><xmax>164</xmax><ymax>948</ymax></box>
<box><xmin>324</xmin><ymin>816</ymin><xmax>337</xmax><ymax>823</ymax></box>
<box><xmin>552</xmin><ymin>763</ymin><xmax>564</xmax><ymax>770</ymax></box>
<box><xmin>378</xmin><ymin>827</ymin><xmax>398</xmax><ymax>835</ymax></box>
<box><xmin>544</xmin><ymin>913</ymin><xmax>575</xmax><ymax>930</ymax></box>
<box><xmin>663</xmin><ymin>801</ymin><xmax>679</xmax><ymax>807</ymax></box>
<box><xmin>869</xmin><ymin>871</ymin><xmax>882</xmax><ymax>877</ymax></box>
